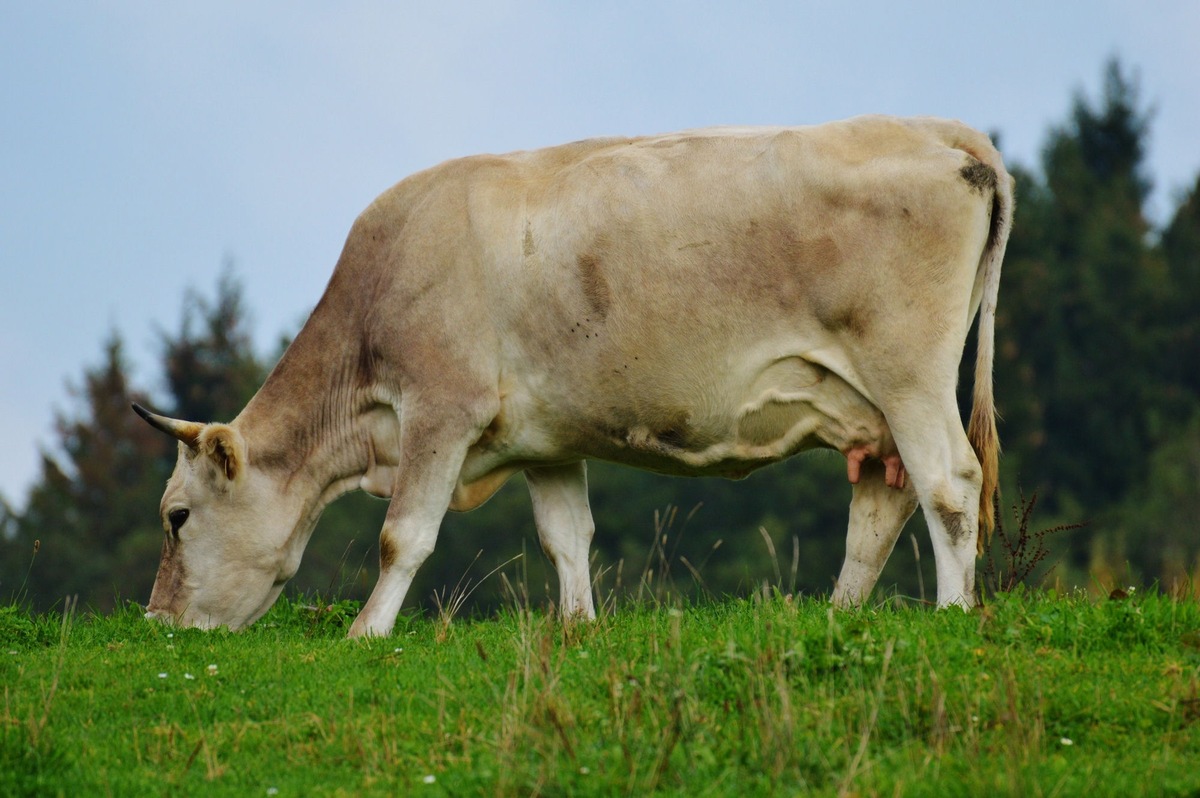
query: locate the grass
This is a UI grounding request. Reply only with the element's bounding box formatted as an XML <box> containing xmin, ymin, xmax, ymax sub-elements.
<box><xmin>2</xmin><ymin>589</ymin><xmax>1199</xmax><ymax>797</ymax></box>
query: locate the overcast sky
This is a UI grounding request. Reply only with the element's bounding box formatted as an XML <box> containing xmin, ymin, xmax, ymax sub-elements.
<box><xmin>2</xmin><ymin>2</ymin><xmax>1198</xmax><ymax>509</ymax></box>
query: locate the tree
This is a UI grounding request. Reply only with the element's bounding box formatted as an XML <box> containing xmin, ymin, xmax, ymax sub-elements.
<box><xmin>993</xmin><ymin>58</ymin><xmax>1165</xmax><ymax>521</ymax></box>
<box><xmin>0</xmin><ymin>334</ymin><xmax>173</xmax><ymax>610</ymax></box>
<box><xmin>1099</xmin><ymin>173</ymin><xmax>1200</xmax><ymax>587</ymax></box>
<box><xmin>1158</xmin><ymin>174</ymin><xmax>1200</xmax><ymax>414</ymax></box>
<box><xmin>1111</xmin><ymin>409</ymin><xmax>1200</xmax><ymax>591</ymax></box>
<box><xmin>161</xmin><ymin>264</ymin><xmax>266</xmax><ymax>423</ymax></box>
<box><xmin>2</xmin><ymin>270</ymin><xmax>270</xmax><ymax>611</ymax></box>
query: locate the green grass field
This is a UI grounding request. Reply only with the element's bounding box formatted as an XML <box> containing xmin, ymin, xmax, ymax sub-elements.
<box><xmin>3</xmin><ymin>589</ymin><xmax>1199</xmax><ymax>797</ymax></box>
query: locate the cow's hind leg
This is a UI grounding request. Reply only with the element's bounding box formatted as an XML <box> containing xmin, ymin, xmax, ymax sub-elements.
<box><xmin>348</xmin><ymin>403</ymin><xmax>491</xmax><ymax>638</ymax></box>
<box><xmin>881</xmin><ymin>394</ymin><xmax>983</xmax><ymax>608</ymax></box>
<box><xmin>525</xmin><ymin>461</ymin><xmax>597</xmax><ymax>620</ymax></box>
<box><xmin>832</xmin><ymin>458</ymin><xmax>919</xmax><ymax>607</ymax></box>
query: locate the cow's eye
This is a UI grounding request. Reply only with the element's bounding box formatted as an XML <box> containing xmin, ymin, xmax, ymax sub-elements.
<box><xmin>168</xmin><ymin>508</ymin><xmax>190</xmax><ymax>535</ymax></box>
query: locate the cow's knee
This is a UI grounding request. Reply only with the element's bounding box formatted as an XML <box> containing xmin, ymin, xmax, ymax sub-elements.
<box><xmin>380</xmin><ymin>524</ymin><xmax>438</xmax><ymax>576</ymax></box>
<box><xmin>921</xmin><ymin>481</ymin><xmax>979</xmax><ymax>608</ymax></box>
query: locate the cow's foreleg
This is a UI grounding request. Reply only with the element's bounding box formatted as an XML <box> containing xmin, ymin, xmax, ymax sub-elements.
<box><xmin>348</xmin><ymin>410</ymin><xmax>481</xmax><ymax>639</ymax></box>
<box><xmin>525</xmin><ymin>461</ymin><xmax>597</xmax><ymax>620</ymax></box>
<box><xmin>832</xmin><ymin>458</ymin><xmax>918</xmax><ymax>607</ymax></box>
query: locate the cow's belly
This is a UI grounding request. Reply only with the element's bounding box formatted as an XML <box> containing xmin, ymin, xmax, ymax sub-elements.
<box><xmin>451</xmin><ymin>353</ymin><xmax>895</xmax><ymax>509</ymax></box>
<box><xmin>567</xmin><ymin>355</ymin><xmax>893</xmax><ymax>476</ymax></box>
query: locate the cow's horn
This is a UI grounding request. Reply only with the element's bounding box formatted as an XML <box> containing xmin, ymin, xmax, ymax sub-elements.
<box><xmin>132</xmin><ymin>402</ymin><xmax>203</xmax><ymax>448</ymax></box>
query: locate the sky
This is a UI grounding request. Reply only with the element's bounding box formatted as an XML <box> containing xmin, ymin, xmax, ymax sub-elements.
<box><xmin>2</xmin><ymin>2</ymin><xmax>1199</xmax><ymax>510</ymax></box>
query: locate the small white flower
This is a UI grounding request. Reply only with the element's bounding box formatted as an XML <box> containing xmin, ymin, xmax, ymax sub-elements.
<box><xmin>422</xmin><ymin>774</ymin><xmax>436</xmax><ymax>784</ymax></box>
<box><xmin>1060</xmin><ymin>737</ymin><xmax>1074</xmax><ymax>746</ymax></box>
<box><xmin>207</xmin><ymin>664</ymin><xmax>218</xmax><ymax>675</ymax></box>
<box><xmin>184</xmin><ymin>673</ymin><xmax>195</xmax><ymax>680</ymax></box>
<box><xmin>394</xmin><ymin>647</ymin><xmax>404</xmax><ymax>654</ymax></box>
<box><xmin>267</xmin><ymin>788</ymin><xmax>279</xmax><ymax>796</ymax></box>
<box><xmin>579</xmin><ymin>766</ymin><xmax>590</xmax><ymax>775</ymax></box>
<box><xmin>167</xmin><ymin>633</ymin><xmax>174</xmax><ymax>639</ymax></box>
<box><xmin>157</xmin><ymin>672</ymin><xmax>168</xmax><ymax>679</ymax></box>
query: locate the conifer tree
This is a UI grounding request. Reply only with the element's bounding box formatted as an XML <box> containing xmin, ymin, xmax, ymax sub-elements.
<box><xmin>995</xmin><ymin>58</ymin><xmax>1162</xmax><ymax>516</ymax></box>
<box><xmin>1158</xmin><ymin>175</ymin><xmax>1200</xmax><ymax>411</ymax></box>
<box><xmin>162</xmin><ymin>265</ymin><xmax>265</xmax><ymax>422</ymax></box>
<box><xmin>1</xmin><ymin>334</ymin><xmax>172</xmax><ymax>610</ymax></box>
<box><xmin>1</xmin><ymin>271</ymin><xmax>268</xmax><ymax>610</ymax></box>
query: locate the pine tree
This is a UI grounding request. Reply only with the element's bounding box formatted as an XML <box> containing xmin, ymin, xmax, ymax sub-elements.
<box><xmin>1104</xmin><ymin>172</ymin><xmax>1200</xmax><ymax>587</ymax></box>
<box><xmin>1</xmin><ymin>334</ymin><xmax>173</xmax><ymax>610</ymax></box>
<box><xmin>1</xmin><ymin>270</ymin><xmax>269</xmax><ymax>611</ymax></box>
<box><xmin>990</xmin><ymin>163</ymin><xmax>1060</xmax><ymax>488</ymax></box>
<box><xmin>1158</xmin><ymin>174</ymin><xmax>1200</xmax><ymax>412</ymax></box>
<box><xmin>995</xmin><ymin>58</ymin><xmax>1163</xmax><ymax>518</ymax></box>
<box><xmin>161</xmin><ymin>264</ymin><xmax>265</xmax><ymax>422</ymax></box>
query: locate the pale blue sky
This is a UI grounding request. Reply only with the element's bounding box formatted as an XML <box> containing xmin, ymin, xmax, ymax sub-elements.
<box><xmin>2</xmin><ymin>2</ymin><xmax>1198</xmax><ymax>507</ymax></box>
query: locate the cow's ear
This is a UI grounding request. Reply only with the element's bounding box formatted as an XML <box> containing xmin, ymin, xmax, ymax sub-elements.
<box><xmin>199</xmin><ymin>425</ymin><xmax>247</xmax><ymax>482</ymax></box>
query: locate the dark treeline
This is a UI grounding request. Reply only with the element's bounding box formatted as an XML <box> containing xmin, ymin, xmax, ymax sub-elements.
<box><xmin>3</xmin><ymin>59</ymin><xmax>1198</xmax><ymax>615</ymax></box>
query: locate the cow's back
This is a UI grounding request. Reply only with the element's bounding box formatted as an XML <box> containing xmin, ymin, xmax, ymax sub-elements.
<box><xmin>337</xmin><ymin>117</ymin><xmax>1002</xmax><ymax>481</ymax></box>
<box><xmin>465</xmin><ymin>119</ymin><xmax>994</xmax><ymax>397</ymax></box>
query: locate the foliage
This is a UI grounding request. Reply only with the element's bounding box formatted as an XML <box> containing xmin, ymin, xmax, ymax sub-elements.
<box><xmin>1</xmin><ymin>593</ymin><xmax>1198</xmax><ymax>796</ymax></box>
<box><xmin>0</xmin><ymin>335</ymin><xmax>173</xmax><ymax>612</ymax></box>
<box><xmin>1110</xmin><ymin>410</ymin><xmax>1200</xmax><ymax>594</ymax></box>
<box><xmin>0</xmin><ymin>271</ymin><xmax>266</xmax><ymax>612</ymax></box>
<box><xmin>1155</xmin><ymin>174</ymin><xmax>1200</xmax><ymax>426</ymax></box>
<box><xmin>985</xmin><ymin>58</ymin><xmax>1200</xmax><ymax>585</ymax></box>
<box><xmin>993</xmin><ymin>58</ymin><xmax>1165</xmax><ymax>514</ymax></box>
<box><xmin>161</xmin><ymin>262</ymin><xmax>267</xmax><ymax>424</ymax></box>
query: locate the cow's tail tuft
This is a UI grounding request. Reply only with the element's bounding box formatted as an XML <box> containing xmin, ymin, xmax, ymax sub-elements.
<box><xmin>964</xmin><ymin>138</ymin><xmax>1013</xmax><ymax>555</ymax></box>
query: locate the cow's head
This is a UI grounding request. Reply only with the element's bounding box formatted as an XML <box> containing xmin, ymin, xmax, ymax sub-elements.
<box><xmin>133</xmin><ymin>403</ymin><xmax>304</xmax><ymax>630</ymax></box>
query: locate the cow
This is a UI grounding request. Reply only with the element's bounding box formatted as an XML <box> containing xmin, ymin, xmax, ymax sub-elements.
<box><xmin>133</xmin><ymin>115</ymin><xmax>1012</xmax><ymax>637</ymax></box>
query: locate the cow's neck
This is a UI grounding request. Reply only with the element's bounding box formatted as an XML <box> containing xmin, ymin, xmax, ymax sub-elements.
<box><xmin>234</xmin><ymin>300</ymin><xmax>378</xmax><ymax>508</ymax></box>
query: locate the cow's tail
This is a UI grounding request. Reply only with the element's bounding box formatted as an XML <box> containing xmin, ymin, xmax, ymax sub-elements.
<box><xmin>961</xmin><ymin>134</ymin><xmax>1013</xmax><ymax>555</ymax></box>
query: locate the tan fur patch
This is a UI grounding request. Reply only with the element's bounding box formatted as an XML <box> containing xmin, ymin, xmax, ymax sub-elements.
<box><xmin>826</xmin><ymin>305</ymin><xmax>869</xmax><ymax>338</ymax></box>
<box><xmin>379</xmin><ymin>534</ymin><xmax>397</xmax><ymax>571</ymax></box>
<box><xmin>523</xmin><ymin>222</ymin><xmax>536</xmax><ymax>257</ymax></box>
<box><xmin>577</xmin><ymin>251</ymin><xmax>612</xmax><ymax>318</ymax></box>
<box><xmin>147</xmin><ymin>537</ymin><xmax>186</xmax><ymax>614</ymax></box>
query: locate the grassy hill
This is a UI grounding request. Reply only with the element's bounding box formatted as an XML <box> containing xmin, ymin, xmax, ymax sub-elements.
<box><xmin>3</xmin><ymin>589</ymin><xmax>1199</xmax><ymax>796</ymax></box>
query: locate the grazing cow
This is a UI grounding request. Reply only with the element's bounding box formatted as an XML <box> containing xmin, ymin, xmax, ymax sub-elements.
<box><xmin>134</xmin><ymin>115</ymin><xmax>1012</xmax><ymax>637</ymax></box>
